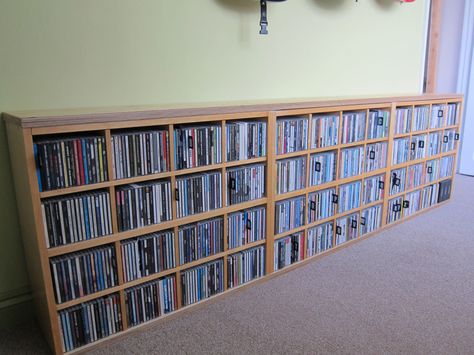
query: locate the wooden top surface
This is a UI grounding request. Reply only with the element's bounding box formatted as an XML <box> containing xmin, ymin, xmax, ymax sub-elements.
<box><xmin>3</xmin><ymin>93</ymin><xmax>463</xmax><ymax>128</ymax></box>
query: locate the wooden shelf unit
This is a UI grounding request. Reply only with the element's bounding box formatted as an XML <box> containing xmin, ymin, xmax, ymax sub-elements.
<box><xmin>3</xmin><ymin>94</ymin><xmax>462</xmax><ymax>354</ymax></box>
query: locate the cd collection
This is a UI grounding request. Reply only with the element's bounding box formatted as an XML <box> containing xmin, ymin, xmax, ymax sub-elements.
<box><xmin>34</xmin><ymin>135</ymin><xmax>108</xmax><ymax>192</ymax></box>
<box><xmin>125</xmin><ymin>275</ymin><xmax>177</xmax><ymax>327</ymax></box>
<box><xmin>274</xmin><ymin>232</ymin><xmax>304</xmax><ymax>271</ymax></box>
<box><xmin>410</xmin><ymin>134</ymin><xmax>427</xmax><ymax>161</ymax></box>
<box><xmin>404</xmin><ymin>190</ymin><xmax>421</xmax><ymax>216</ymax></box>
<box><xmin>395</xmin><ymin>107</ymin><xmax>412</xmax><ymax>135</ymax></box>
<box><xmin>390</xmin><ymin>168</ymin><xmax>406</xmax><ymax>195</ymax></box>
<box><xmin>365</xmin><ymin>142</ymin><xmax>388</xmax><ymax>172</ymax></box>
<box><xmin>307</xmin><ymin>222</ymin><xmax>333</xmax><ymax>257</ymax></box>
<box><xmin>446</xmin><ymin>103</ymin><xmax>458</xmax><ymax>126</ymax></box>
<box><xmin>341</xmin><ymin>111</ymin><xmax>366</xmax><ymax>144</ymax></box>
<box><xmin>116</xmin><ymin>180</ymin><xmax>172</xmax><ymax>231</ymax></box>
<box><xmin>181</xmin><ymin>260</ymin><xmax>224</xmax><ymax>306</ymax></box>
<box><xmin>335</xmin><ymin>213</ymin><xmax>359</xmax><ymax>246</ymax></box>
<box><xmin>41</xmin><ymin>191</ymin><xmax>112</xmax><ymax>248</ymax></box>
<box><xmin>338</xmin><ymin>181</ymin><xmax>361</xmax><ymax>214</ymax></box>
<box><xmin>178</xmin><ymin>218</ymin><xmax>224</xmax><ymax>265</ymax></box>
<box><xmin>392</xmin><ymin>138</ymin><xmax>410</xmax><ymax>165</ymax></box>
<box><xmin>227</xmin><ymin>164</ymin><xmax>265</xmax><ymax>205</ymax></box>
<box><xmin>227</xmin><ymin>206</ymin><xmax>266</xmax><ymax>249</ymax></box>
<box><xmin>442</xmin><ymin>129</ymin><xmax>457</xmax><ymax>153</ymax></box>
<box><xmin>276</xmin><ymin>116</ymin><xmax>308</xmax><ymax>155</ymax></box>
<box><xmin>307</xmin><ymin>188</ymin><xmax>336</xmax><ymax>224</ymax></box>
<box><xmin>275</xmin><ymin>196</ymin><xmax>305</xmax><ymax>234</ymax></box>
<box><xmin>174</xmin><ymin>124</ymin><xmax>221</xmax><ymax>170</ymax></box>
<box><xmin>311</xmin><ymin>114</ymin><xmax>339</xmax><ymax>148</ymax></box>
<box><xmin>430</xmin><ymin>105</ymin><xmax>445</xmax><ymax>129</ymax></box>
<box><xmin>367</xmin><ymin>109</ymin><xmax>390</xmax><ymax>139</ymax></box>
<box><xmin>111</xmin><ymin>129</ymin><xmax>169</xmax><ymax>179</ymax></box>
<box><xmin>226</xmin><ymin>120</ymin><xmax>267</xmax><ymax>161</ymax></box>
<box><xmin>227</xmin><ymin>246</ymin><xmax>265</xmax><ymax>288</ymax></box>
<box><xmin>412</xmin><ymin>106</ymin><xmax>429</xmax><ymax>131</ymax></box>
<box><xmin>363</xmin><ymin>175</ymin><xmax>385</xmax><ymax>204</ymax></box>
<box><xmin>51</xmin><ymin>246</ymin><xmax>117</xmax><ymax>304</ymax></box>
<box><xmin>387</xmin><ymin>197</ymin><xmax>403</xmax><ymax>224</ymax></box>
<box><xmin>176</xmin><ymin>172</ymin><xmax>222</xmax><ymax>218</ymax></box>
<box><xmin>428</xmin><ymin>132</ymin><xmax>441</xmax><ymax>157</ymax></box>
<box><xmin>360</xmin><ymin>205</ymin><xmax>382</xmax><ymax>236</ymax></box>
<box><xmin>121</xmin><ymin>231</ymin><xmax>175</xmax><ymax>282</ymax></box>
<box><xmin>421</xmin><ymin>183</ymin><xmax>440</xmax><ymax>209</ymax></box>
<box><xmin>339</xmin><ymin>146</ymin><xmax>364</xmax><ymax>179</ymax></box>
<box><xmin>425</xmin><ymin>159</ymin><xmax>440</xmax><ymax>183</ymax></box>
<box><xmin>407</xmin><ymin>163</ymin><xmax>424</xmax><ymax>190</ymax></box>
<box><xmin>309</xmin><ymin>151</ymin><xmax>336</xmax><ymax>186</ymax></box>
<box><xmin>59</xmin><ymin>294</ymin><xmax>121</xmax><ymax>352</ymax></box>
<box><xmin>276</xmin><ymin>157</ymin><xmax>306</xmax><ymax>194</ymax></box>
<box><xmin>440</xmin><ymin>155</ymin><xmax>454</xmax><ymax>178</ymax></box>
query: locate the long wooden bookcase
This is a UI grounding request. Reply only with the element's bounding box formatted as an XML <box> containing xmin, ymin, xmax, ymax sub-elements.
<box><xmin>4</xmin><ymin>94</ymin><xmax>463</xmax><ymax>354</ymax></box>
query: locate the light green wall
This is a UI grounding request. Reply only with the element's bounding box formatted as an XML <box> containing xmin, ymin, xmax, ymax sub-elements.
<box><xmin>0</xmin><ymin>0</ymin><xmax>427</xmax><ymax>318</ymax></box>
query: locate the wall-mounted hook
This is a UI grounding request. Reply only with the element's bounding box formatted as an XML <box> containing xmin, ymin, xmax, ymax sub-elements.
<box><xmin>260</xmin><ymin>0</ymin><xmax>287</xmax><ymax>35</ymax></box>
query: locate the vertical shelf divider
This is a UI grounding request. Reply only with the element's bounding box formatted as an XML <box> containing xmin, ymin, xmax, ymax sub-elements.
<box><xmin>265</xmin><ymin>112</ymin><xmax>277</xmax><ymax>275</ymax></box>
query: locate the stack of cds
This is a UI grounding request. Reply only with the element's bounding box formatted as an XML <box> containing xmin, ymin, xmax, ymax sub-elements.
<box><xmin>442</xmin><ymin>129</ymin><xmax>456</xmax><ymax>153</ymax></box>
<box><xmin>121</xmin><ymin>231</ymin><xmax>175</xmax><ymax>282</ymax></box>
<box><xmin>181</xmin><ymin>260</ymin><xmax>224</xmax><ymax>306</ymax></box>
<box><xmin>335</xmin><ymin>213</ymin><xmax>359</xmax><ymax>245</ymax></box>
<box><xmin>307</xmin><ymin>222</ymin><xmax>333</xmax><ymax>257</ymax></box>
<box><xmin>425</xmin><ymin>159</ymin><xmax>440</xmax><ymax>183</ymax></box>
<box><xmin>446</xmin><ymin>103</ymin><xmax>458</xmax><ymax>126</ymax></box>
<box><xmin>227</xmin><ymin>164</ymin><xmax>265</xmax><ymax>205</ymax></box>
<box><xmin>413</xmin><ymin>106</ymin><xmax>429</xmax><ymax>131</ymax></box>
<box><xmin>276</xmin><ymin>116</ymin><xmax>308</xmax><ymax>155</ymax></box>
<box><xmin>178</xmin><ymin>218</ymin><xmax>224</xmax><ymax>265</ymax></box>
<box><xmin>395</xmin><ymin>107</ymin><xmax>412</xmax><ymax>135</ymax></box>
<box><xmin>51</xmin><ymin>246</ymin><xmax>118</xmax><ymax>304</ymax></box>
<box><xmin>410</xmin><ymin>134</ymin><xmax>427</xmax><ymax>161</ymax></box>
<box><xmin>311</xmin><ymin>114</ymin><xmax>339</xmax><ymax>148</ymax></box>
<box><xmin>365</xmin><ymin>142</ymin><xmax>388</xmax><ymax>172</ymax></box>
<box><xmin>226</xmin><ymin>120</ymin><xmax>267</xmax><ymax>161</ymax></box>
<box><xmin>227</xmin><ymin>207</ymin><xmax>266</xmax><ymax>249</ymax></box>
<box><xmin>430</xmin><ymin>104</ymin><xmax>445</xmax><ymax>129</ymax></box>
<box><xmin>421</xmin><ymin>184</ymin><xmax>439</xmax><ymax>209</ymax></box>
<box><xmin>407</xmin><ymin>163</ymin><xmax>424</xmax><ymax>190</ymax></box>
<box><xmin>392</xmin><ymin>138</ymin><xmax>410</xmax><ymax>165</ymax></box>
<box><xmin>59</xmin><ymin>294</ymin><xmax>121</xmax><ymax>352</ymax></box>
<box><xmin>116</xmin><ymin>180</ymin><xmax>172</xmax><ymax>231</ymax></box>
<box><xmin>308</xmin><ymin>188</ymin><xmax>336</xmax><ymax>224</ymax></box>
<box><xmin>341</xmin><ymin>111</ymin><xmax>366</xmax><ymax>144</ymax></box>
<box><xmin>390</xmin><ymin>168</ymin><xmax>406</xmax><ymax>196</ymax></box>
<box><xmin>360</xmin><ymin>205</ymin><xmax>382</xmax><ymax>236</ymax></box>
<box><xmin>112</xmin><ymin>129</ymin><xmax>169</xmax><ymax>179</ymax></box>
<box><xmin>428</xmin><ymin>132</ymin><xmax>441</xmax><ymax>157</ymax></box>
<box><xmin>338</xmin><ymin>181</ymin><xmax>361</xmax><ymax>214</ymax></box>
<box><xmin>227</xmin><ymin>246</ymin><xmax>265</xmax><ymax>288</ymax></box>
<box><xmin>404</xmin><ymin>190</ymin><xmax>421</xmax><ymax>216</ymax></box>
<box><xmin>174</xmin><ymin>124</ymin><xmax>221</xmax><ymax>170</ymax></box>
<box><xmin>387</xmin><ymin>197</ymin><xmax>403</xmax><ymax>224</ymax></box>
<box><xmin>276</xmin><ymin>157</ymin><xmax>306</xmax><ymax>194</ymax></box>
<box><xmin>125</xmin><ymin>275</ymin><xmax>177</xmax><ymax>327</ymax></box>
<box><xmin>363</xmin><ymin>175</ymin><xmax>385</xmax><ymax>204</ymax></box>
<box><xmin>274</xmin><ymin>232</ymin><xmax>304</xmax><ymax>270</ymax></box>
<box><xmin>339</xmin><ymin>146</ymin><xmax>364</xmax><ymax>179</ymax></box>
<box><xmin>367</xmin><ymin>109</ymin><xmax>390</xmax><ymax>139</ymax></box>
<box><xmin>34</xmin><ymin>135</ymin><xmax>108</xmax><ymax>192</ymax></box>
<box><xmin>440</xmin><ymin>155</ymin><xmax>454</xmax><ymax>178</ymax></box>
<box><xmin>41</xmin><ymin>191</ymin><xmax>112</xmax><ymax>248</ymax></box>
<box><xmin>176</xmin><ymin>172</ymin><xmax>222</xmax><ymax>218</ymax></box>
<box><xmin>309</xmin><ymin>151</ymin><xmax>336</xmax><ymax>186</ymax></box>
<box><xmin>275</xmin><ymin>196</ymin><xmax>305</xmax><ymax>234</ymax></box>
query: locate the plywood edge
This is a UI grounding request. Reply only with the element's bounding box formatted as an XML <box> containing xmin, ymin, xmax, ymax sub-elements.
<box><xmin>4</xmin><ymin>94</ymin><xmax>463</xmax><ymax>129</ymax></box>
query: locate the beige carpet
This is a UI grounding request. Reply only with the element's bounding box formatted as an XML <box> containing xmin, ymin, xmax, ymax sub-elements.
<box><xmin>2</xmin><ymin>174</ymin><xmax>474</xmax><ymax>354</ymax></box>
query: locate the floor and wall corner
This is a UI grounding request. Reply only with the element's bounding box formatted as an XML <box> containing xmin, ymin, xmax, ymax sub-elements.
<box><xmin>1</xmin><ymin>0</ymin><xmax>474</xmax><ymax>354</ymax></box>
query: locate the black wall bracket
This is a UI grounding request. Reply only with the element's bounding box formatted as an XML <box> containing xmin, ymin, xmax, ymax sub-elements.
<box><xmin>260</xmin><ymin>0</ymin><xmax>287</xmax><ymax>35</ymax></box>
